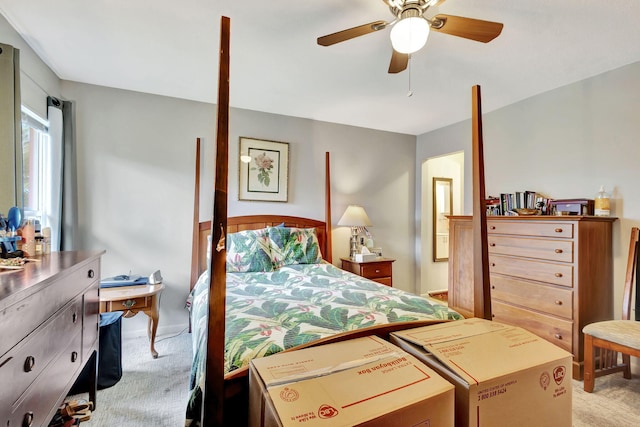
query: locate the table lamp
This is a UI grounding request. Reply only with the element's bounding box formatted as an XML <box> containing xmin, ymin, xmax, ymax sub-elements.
<box><xmin>337</xmin><ymin>205</ymin><xmax>372</xmax><ymax>259</ymax></box>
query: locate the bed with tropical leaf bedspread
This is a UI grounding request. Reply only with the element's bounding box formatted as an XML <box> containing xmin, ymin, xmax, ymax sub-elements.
<box><xmin>184</xmin><ymin>226</ymin><xmax>462</xmax><ymax>424</ymax></box>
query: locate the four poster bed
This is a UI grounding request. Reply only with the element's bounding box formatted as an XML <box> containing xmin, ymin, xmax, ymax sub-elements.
<box><xmin>186</xmin><ymin>16</ymin><xmax>492</xmax><ymax>427</ymax></box>
<box><xmin>185</xmin><ymin>148</ymin><xmax>464</xmax><ymax>425</ymax></box>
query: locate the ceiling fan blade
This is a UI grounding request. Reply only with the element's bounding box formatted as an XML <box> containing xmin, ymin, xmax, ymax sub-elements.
<box><xmin>388</xmin><ymin>50</ymin><xmax>409</xmax><ymax>74</ymax></box>
<box><xmin>317</xmin><ymin>20</ymin><xmax>388</xmax><ymax>46</ymax></box>
<box><xmin>431</xmin><ymin>14</ymin><xmax>503</xmax><ymax>43</ymax></box>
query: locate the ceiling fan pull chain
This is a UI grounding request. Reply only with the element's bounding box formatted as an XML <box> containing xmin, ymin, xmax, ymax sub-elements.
<box><xmin>407</xmin><ymin>54</ymin><xmax>413</xmax><ymax>97</ymax></box>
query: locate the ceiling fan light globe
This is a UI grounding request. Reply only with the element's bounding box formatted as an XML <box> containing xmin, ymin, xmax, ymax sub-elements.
<box><xmin>390</xmin><ymin>16</ymin><xmax>429</xmax><ymax>54</ymax></box>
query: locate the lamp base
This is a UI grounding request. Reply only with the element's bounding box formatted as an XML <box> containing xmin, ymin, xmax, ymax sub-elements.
<box><xmin>349</xmin><ymin>229</ymin><xmax>359</xmax><ymax>259</ymax></box>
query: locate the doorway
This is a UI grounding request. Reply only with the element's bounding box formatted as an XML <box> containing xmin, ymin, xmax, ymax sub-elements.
<box><xmin>420</xmin><ymin>151</ymin><xmax>464</xmax><ymax>296</ymax></box>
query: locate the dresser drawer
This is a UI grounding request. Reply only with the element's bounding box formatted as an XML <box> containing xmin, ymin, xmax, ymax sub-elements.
<box><xmin>361</xmin><ymin>263</ymin><xmax>392</xmax><ymax>279</ymax></box>
<box><xmin>0</xmin><ymin>257</ymin><xmax>100</xmax><ymax>358</ymax></box>
<box><xmin>489</xmin><ymin>254</ymin><xmax>574</xmax><ymax>287</ymax></box>
<box><xmin>492</xmin><ymin>300</ymin><xmax>573</xmax><ymax>353</ymax></box>
<box><xmin>3</xmin><ymin>332</ymin><xmax>83</xmax><ymax>427</ymax></box>
<box><xmin>490</xmin><ymin>274</ymin><xmax>573</xmax><ymax>319</ymax></box>
<box><xmin>488</xmin><ymin>235</ymin><xmax>574</xmax><ymax>263</ymax></box>
<box><xmin>0</xmin><ymin>296</ymin><xmax>82</xmax><ymax>411</ymax></box>
<box><xmin>488</xmin><ymin>221</ymin><xmax>574</xmax><ymax>238</ymax></box>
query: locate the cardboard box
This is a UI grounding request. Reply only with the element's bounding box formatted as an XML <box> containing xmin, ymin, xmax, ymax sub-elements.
<box><xmin>249</xmin><ymin>335</ymin><xmax>454</xmax><ymax>427</ymax></box>
<box><xmin>390</xmin><ymin>318</ymin><xmax>572</xmax><ymax>427</ymax></box>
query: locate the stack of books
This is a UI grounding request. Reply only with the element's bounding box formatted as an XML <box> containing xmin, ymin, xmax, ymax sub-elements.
<box><xmin>486</xmin><ymin>191</ymin><xmax>551</xmax><ymax>216</ymax></box>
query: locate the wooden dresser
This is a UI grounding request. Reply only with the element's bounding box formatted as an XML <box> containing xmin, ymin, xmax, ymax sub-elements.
<box><xmin>0</xmin><ymin>251</ymin><xmax>104</xmax><ymax>427</ymax></box>
<box><xmin>448</xmin><ymin>216</ymin><xmax>616</xmax><ymax>379</ymax></box>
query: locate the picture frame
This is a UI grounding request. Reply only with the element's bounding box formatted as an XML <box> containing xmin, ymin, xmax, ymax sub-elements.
<box><xmin>239</xmin><ymin>137</ymin><xmax>289</xmax><ymax>202</ymax></box>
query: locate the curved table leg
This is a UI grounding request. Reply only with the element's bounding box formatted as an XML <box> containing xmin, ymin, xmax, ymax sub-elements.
<box><xmin>145</xmin><ymin>309</ymin><xmax>159</xmax><ymax>359</ymax></box>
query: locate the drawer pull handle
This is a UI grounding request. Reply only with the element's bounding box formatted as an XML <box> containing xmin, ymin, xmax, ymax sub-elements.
<box><xmin>23</xmin><ymin>411</ymin><xmax>34</xmax><ymax>427</ymax></box>
<box><xmin>491</xmin><ymin>263</ymin><xmax>496</xmax><ymax>267</ymax></box>
<box><xmin>555</xmin><ymin>300</ymin><xmax>563</xmax><ymax>306</ymax></box>
<box><xmin>490</xmin><ymin>226</ymin><xmax>496</xmax><ymax>230</ymax></box>
<box><xmin>24</xmin><ymin>356</ymin><xmax>35</xmax><ymax>372</ymax></box>
<box><xmin>491</xmin><ymin>285</ymin><xmax>496</xmax><ymax>290</ymax></box>
<box><xmin>375</xmin><ymin>269</ymin><xmax>380</xmax><ymax>273</ymax></box>
<box><xmin>72</xmin><ymin>312</ymin><xmax>78</xmax><ymax>323</ymax></box>
<box><xmin>555</xmin><ymin>273</ymin><xmax>563</xmax><ymax>278</ymax></box>
<box><xmin>554</xmin><ymin>334</ymin><xmax>562</xmax><ymax>340</ymax></box>
<box><xmin>71</xmin><ymin>351</ymin><xmax>78</xmax><ymax>363</ymax></box>
<box><xmin>555</xmin><ymin>228</ymin><xmax>563</xmax><ymax>233</ymax></box>
<box><xmin>122</xmin><ymin>299</ymin><xmax>137</xmax><ymax>309</ymax></box>
<box><xmin>88</xmin><ymin>269</ymin><xmax>95</xmax><ymax>278</ymax></box>
<box><xmin>489</xmin><ymin>243</ymin><xmax>496</xmax><ymax>247</ymax></box>
<box><xmin>555</xmin><ymin>249</ymin><xmax>563</xmax><ymax>253</ymax></box>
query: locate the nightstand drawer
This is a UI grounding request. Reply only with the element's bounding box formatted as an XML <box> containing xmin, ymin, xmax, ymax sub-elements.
<box><xmin>488</xmin><ymin>221</ymin><xmax>574</xmax><ymax>238</ymax></box>
<box><xmin>101</xmin><ymin>295</ymin><xmax>151</xmax><ymax>312</ymax></box>
<box><xmin>488</xmin><ymin>236</ymin><xmax>574</xmax><ymax>263</ymax></box>
<box><xmin>361</xmin><ymin>263</ymin><xmax>392</xmax><ymax>279</ymax></box>
<box><xmin>371</xmin><ymin>277</ymin><xmax>392</xmax><ymax>287</ymax></box>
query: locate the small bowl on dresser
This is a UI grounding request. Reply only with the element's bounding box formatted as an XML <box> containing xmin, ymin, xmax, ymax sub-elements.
<box><xmin>513</xmin><ymin>208</ymin><xmax>540</xmax><ymax>216</ymax></box>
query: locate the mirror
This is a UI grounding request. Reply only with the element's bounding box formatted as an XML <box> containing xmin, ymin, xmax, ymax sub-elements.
<box><xmin>0</xmin><ymin>43</ymin><xmax>23</xmax><ymax>216</ymax></box>
<box><xmin>433</xmin><ymin>177</ymin><xmax>452</xmax><ymax>262</ymax></box>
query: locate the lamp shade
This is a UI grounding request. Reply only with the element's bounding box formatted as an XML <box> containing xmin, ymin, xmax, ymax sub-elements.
<box><xmin>390</xmin><ymin>13</ymin><xmax>430</xmax><ymax>54</ymax></box>
<box><xmin>337</xmin><ymin>205</ymin><xmax>372</xmax><ymax>227</ymax></box>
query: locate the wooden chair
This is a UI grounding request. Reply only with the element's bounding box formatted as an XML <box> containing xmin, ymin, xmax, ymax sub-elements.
<box><xmin>583</xmin><ymin>226</ymin><xmax>640</xmax><ymax>392</ymax></box>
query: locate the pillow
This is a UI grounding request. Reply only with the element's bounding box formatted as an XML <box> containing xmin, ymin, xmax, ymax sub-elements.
<box><xmin>267</xmin><ymin>226</ymin><xmax>322</xmax><ymax>268</ymax></box>
<box><xmin>225</xmin><ymin>228</ymin><xmax>274</xmax><ymax>272</ymax></box>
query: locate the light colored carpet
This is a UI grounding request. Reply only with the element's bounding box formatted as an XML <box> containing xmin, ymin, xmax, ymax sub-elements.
<box><xmin>70</xmin><ymin>331</ymin><xmax>640</xmax><ymax>426</ymax></box>
<box><xmin>572</xmin><ymin>373</ymin><xmax>640</xmax><ymax>427</ymax></box>
<box><xmin>69</xmin><ymin>331</ymin><xmax>192</xmax><ymax>427</ymax></box>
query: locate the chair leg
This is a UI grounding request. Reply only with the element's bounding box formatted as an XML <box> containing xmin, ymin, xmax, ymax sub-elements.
<box><xmin>622</xmin><ymin>354</ymin><xmax>632</xmax><ymax>379</ymax></box>
<box><xmin>584</xmin><ymin>334</ymin><xmax>595</xmax><ymax>392</ymax></box>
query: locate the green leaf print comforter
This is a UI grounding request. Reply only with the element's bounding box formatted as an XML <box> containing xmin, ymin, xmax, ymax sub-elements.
<box><xmin>185</xmin><ymin>262</ymin><xmax>462</xmax><ymax>424</ymax></box>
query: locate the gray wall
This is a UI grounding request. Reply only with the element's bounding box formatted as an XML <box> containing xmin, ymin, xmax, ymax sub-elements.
<box><xmin>0</xmin><ymin>14</ymin><xmax>60</xmax><ymax>117</ymax></box>
<box><xmin>417</xmin><ymin>61</ymin><xmax>640</xmax><ymax>318</ymax></box>
<box><xmin>61</xmin><ymin>81</ymin><xmax>416</xmax><ymax>336</ymax></box>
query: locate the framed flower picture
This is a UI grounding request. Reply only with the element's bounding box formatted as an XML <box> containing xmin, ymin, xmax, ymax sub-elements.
<box><xmin>238</xmin><ymin>137</ymin><xmax>289</xmax><ymax>202</ymax></box>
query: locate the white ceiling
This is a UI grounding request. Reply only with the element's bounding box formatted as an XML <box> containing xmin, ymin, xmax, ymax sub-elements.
<box><xmin>1</xmin><ymin>0</ymin><xmax>640</xmax><ymax>136</ymax></box>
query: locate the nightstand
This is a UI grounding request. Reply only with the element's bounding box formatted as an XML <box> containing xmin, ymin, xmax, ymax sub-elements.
<box><xmin>340</xmin><ymin>257</ymin><xmax>395</xmax><ymax>287</ymax></box>
<box><xmin>100</xmin><ymin>283</ymin><xmax>165</xmax><ymax>358</ymax></box>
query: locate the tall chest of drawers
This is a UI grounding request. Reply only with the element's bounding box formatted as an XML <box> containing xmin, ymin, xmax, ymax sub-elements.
<box><xmin>0</xmin><ymin>251</ymin><xmax>104</xmax><ymax>427</ymax></box>
<box><xmin>448</xmin><ymin>216</ymin><xmax>616</xmax><ymax>379</ymax></box>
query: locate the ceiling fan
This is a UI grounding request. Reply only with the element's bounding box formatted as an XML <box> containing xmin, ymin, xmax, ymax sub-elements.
<box><xmin>317</xmin><ymin>0</ymin><xmax>503</xmax><ymax>73</ymax></box>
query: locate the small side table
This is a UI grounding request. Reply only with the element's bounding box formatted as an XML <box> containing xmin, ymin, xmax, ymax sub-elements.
<box><xmin>340</xmin><ymin>257</ymin><xmax>395</xmax><ymax>287</ymax></box>
<box><xmin>99</xmin><ymin>283</ymin><xmax>165</xmax><ymax>358</ymax></box>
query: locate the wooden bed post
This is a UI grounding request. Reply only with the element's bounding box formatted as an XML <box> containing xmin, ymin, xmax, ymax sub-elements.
<box><xmin>190</xmin><ymin>138</ymin><xmax>201</xmax><ymax>292</ymax></box>
<box><xmin>325</xmin><ymin>152</ymin><xmax>333</xmax><ymax>263</ymax></box>
<box><xmin>203</xmin><ymin>16</ymin><xmax>230</xmax><ymax>427</ymax></box>
<box><xmin>471</xmin><ymin>85</ymin><xmax>492</xmax><ymax>320</ymax></box>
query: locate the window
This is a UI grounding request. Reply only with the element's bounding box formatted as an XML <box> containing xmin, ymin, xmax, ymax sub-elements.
<box><xmin>21</xmin><ymin>106</ymin><xmax>52</xmax><ymax>234</ymax></box>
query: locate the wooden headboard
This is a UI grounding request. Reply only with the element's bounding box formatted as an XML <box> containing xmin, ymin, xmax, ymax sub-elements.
<box><xmin>192</xmin><ymin>215</ymin><xmax>329</xmax><ymax>289</ymax></box>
